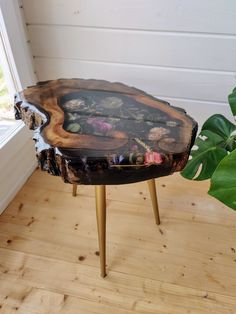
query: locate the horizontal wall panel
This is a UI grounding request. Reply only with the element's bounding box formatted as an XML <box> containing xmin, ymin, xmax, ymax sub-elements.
<box><xmin>24</xmin><ymin>0</ymin><xmax>236</xmax><ymax>128</ymax></box>
<box><xmin>34</xmin><ymin>58</ymin><xmax>235</xmax><ymax>103</ymax></box>
<box><xmin>160</xmin><ymin>97</ymin><xmax>233</xmax><ymax>128</ymax></box>
<box><xmin>23</xmin><ymin>0</ymin><xmax>236</xmax><ymax>35</ymax></box>
<box><xmin>28</xmin><ymin>25</ymin><xmax>236</xmax><ymax>72</ymax></box>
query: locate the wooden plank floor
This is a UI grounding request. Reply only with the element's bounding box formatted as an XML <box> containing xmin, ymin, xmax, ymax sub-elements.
<box><xmin>1</xmin><ymin>169</ymin><xmax>236</xmax><ymax>313</ymax></box>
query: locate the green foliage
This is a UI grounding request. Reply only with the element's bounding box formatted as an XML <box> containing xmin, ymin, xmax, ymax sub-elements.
<box><xmin>0</xmin><ymin>64</ymin><xmax>8</xmax><ymax>98</ymax></box>
<box><xmin>181</xmin><ymin>87</ymin><xmax>236</xmax><ymax>210</ymax></box>
<box><xmin>181</xmin><ymin>128</ymin><xmax>227</xmax><ymax>180</ymax></box>
<box><xmin>0</xmin><ymin>64</ymin><xmax>12</xmax><ymax>118</ymax></box>
<box><xmin>209</xmin><ymin>149</ymin><xmax>236</xmax><ymax>209</ymax></box>
<box><xmin>228</xmin><ymin>87</ymin><xmax>236</xmax><ymax>117</ymax></box>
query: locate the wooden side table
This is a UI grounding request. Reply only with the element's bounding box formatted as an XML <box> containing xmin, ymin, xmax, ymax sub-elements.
<box><xmin>15</xmin><ymin>79</ymin><xmax>197</xmax><ymax>277</ymax></box>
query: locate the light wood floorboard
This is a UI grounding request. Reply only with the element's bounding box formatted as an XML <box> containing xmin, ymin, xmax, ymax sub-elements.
<box><xmin>1</xmin><ymin>169</ymin><xmax>236</xmax><ymax>313</ymax></box>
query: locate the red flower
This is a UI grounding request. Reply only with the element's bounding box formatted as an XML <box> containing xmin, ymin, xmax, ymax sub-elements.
<box><xmin>145</xmin><ymin>151</ymin><xmax>162</xmax><ymax>165</ymax></box>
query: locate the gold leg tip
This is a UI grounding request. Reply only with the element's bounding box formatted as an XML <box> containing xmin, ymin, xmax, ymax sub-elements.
<box><xmin>100</xmin><ymin>271</ymin><xmax>107</xmax><ymax>278</ymax></box>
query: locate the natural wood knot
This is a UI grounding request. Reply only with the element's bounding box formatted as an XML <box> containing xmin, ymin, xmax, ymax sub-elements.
<box><xmin>63</xmin><ymin>294</ymin><xmax>69</xmax><ymax>302</ymax></box>
<box><xmin>78</xmin><ymin>256</ymin><xmax>85</xmax><ymax>261</ymax></box>
<box><xmin>158</xmin><ymin>228</ymin><xmax>164</xmax><ymax>235</ymax></box>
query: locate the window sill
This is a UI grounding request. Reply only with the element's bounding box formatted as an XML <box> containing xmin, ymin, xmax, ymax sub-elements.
<box><xmin>0</xmin><ymin>119</ymin><xmax>24</xmax><ymax>148</ymax></box>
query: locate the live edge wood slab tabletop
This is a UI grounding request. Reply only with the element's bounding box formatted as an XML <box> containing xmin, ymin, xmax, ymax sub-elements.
<box><xmin>14</xmin><ymin>78</ymin><xmax>197</xmax><ymax>185</ymax></box>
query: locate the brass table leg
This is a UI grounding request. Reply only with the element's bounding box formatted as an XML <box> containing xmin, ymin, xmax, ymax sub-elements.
<box><xmin>147</xmin><ymin>179</ymin><xmax>160</xmax><ymax>225</ymax></box>
<box><xmin>72</xmin><ymin>184</ymin><xmax>77</xmax><ymax>197</ymax></box>
<box><xmin>95</xmin><ymin>185</ymin><xmax>106</xmax><ymax>277</ymax></box>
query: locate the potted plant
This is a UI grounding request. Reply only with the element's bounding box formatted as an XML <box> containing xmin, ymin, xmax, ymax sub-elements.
<box><xmin>181</xmin><ymin>87</ymin><xmax>236</xmax><ymax>210</ymax></box>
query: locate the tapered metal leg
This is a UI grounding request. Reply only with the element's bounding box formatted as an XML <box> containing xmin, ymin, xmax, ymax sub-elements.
<box><xmin>147</xmin><ymin>179</ymin><xmax>160</xmax><ymax>225</ymax></box>
<box><xmin>95</xmin><ymin>185</ymin><xmax>106</xmax><ymax>277</ymax></box>
<box><xmin>72</xmin><ymin>184</ymin><xmax>77</xmax><ymax>197</ymax></box>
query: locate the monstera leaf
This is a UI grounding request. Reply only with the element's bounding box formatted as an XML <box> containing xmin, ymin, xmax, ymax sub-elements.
<box><xmin>181</xmin><ymin>129</ymin><xmax>227</xmax><ymax>180</ymax></box>
<box><xmin>182</xmin><ymin>114</ymin><xmax>236</xmax><ymax>181</ymax></box>
<box><xmin>202</xmin><ymin>114</ymin><xmax>236</xmax><ymax>151</ymax></box>
<box><xmin>209</xmin><ymin>149</ymin><xmax>236</xmax><ymax>210</ymax></box>
<box><xmin>229</xmin><ymin>87</ymin><xmax>236</xmax><ymax>118</ymax></box>
<box><xmin>181</xmin><ymin>87</ymin><xmax>236</xmax><ymax>210</ymax></box>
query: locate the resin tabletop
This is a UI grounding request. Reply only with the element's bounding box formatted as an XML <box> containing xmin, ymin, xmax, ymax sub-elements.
<box><xmin>14</xmin><ymin>79</ymin><xmax>197</xmax><ymax>185</ymax></box>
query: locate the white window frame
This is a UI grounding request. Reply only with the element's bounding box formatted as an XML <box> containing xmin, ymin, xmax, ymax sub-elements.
<box><xmin>0</xmin><ymin>0</ymin><xmax>37</xmax><ymax>213</ymax></box>
<box><xmin>0</xmin><ymin>32</ymin><xmax>23</xmax><ymax>146</ymax></box>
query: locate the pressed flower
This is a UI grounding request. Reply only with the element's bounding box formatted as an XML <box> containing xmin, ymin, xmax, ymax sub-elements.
<box><xmin>100</xmin><ymin>97</ymin><xmax>123</xmax><ymax>109</ymax></box>
<box><xmin>136</xmin><ymin>154</ymin><xmax>145</xmax><ymax>165</ymax></box>
<box><xmin>148</xmin><ymin>127</ymin><xmax>170</xmax><ymax>141</ymax></box>
<box><xmin>145</xmin><ymin>151</ymin><xmax>162</xmax><ymax>165</ymax></box>
<box><xmin>119</xmin><ymin>155</ymin><xmax>125</xmax><ymax>163</ymax></box>
<box><xmin>160</xmin><ymin>137</ymin><xmax>176</xmax><ymax>145</ymax></box>
<box><xmin>107</xmin><ymin>154</ymin><xmax>118</xmax><ymax>165</ymax></box>
<box><xmin>87</xmin><ymin>117</ymin><xmax>113</xmax><ymax>133</ymax></box>
<box><xmin>68</xmin><ymin>112</ymin><xmax>79</xmax><ymax>121</ymax></box>
<box><xmin>131</xmin><ymin>144</ymin><xmax>138</xmax><ymax>152</ymax></box>
<box><xmin>166</xmin><ymin>120</ymin><xmax>177</xmax><ymax>127</ymax></box>
<box><xmin>66</xmin><ymin>123</ymin><xmax>81</xmax><ymax>133</ymax></box>
<box><xmin>64</xmin><ymin>99</ymin><xmax>85</xmax><ymax>111</ymax></box>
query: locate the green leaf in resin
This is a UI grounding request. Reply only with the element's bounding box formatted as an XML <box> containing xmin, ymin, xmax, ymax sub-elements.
<box><xmin>66</xmin><ymin>123</ymin><xmax>81</xmax><ymax>133</ymax></box>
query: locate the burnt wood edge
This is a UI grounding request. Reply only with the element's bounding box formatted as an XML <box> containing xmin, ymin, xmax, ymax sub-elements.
<box><xmin>14</xmin><ymin>110</ymin><xmax>197</xmax><ymax>185</ymax></box>
<box><xmin>14</xmin><ymin>79</ymin><xmax>198</xmax><ymax>184</ymax></box>
<box><xmin>34</xmin><ymin>146</ymin><xmax>194</xmax><ymax>185</ymax></box>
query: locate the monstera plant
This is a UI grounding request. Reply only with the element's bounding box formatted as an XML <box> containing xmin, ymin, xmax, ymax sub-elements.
<box><xmin>181</xmin><ymin>87</ymin><xmax>236</xmax><ymax>210</ymax></box>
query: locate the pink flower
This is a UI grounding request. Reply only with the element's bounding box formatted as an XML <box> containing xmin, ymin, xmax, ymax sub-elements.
<box><xmin>145</xmin><ymin>152</ymin><xmax>162</xmax><ymax>165</ymax></box>
<box><xmin>87</xmin><ymin>118</ymin><xmax>113</xmax><ymax>133</ymax></box>
<box><xmin>131</xmin><ymin>145</ymin><xmax>138</xmax><ymax>152</ymax></box>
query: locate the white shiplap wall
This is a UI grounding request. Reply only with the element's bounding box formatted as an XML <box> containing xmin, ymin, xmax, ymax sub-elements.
<box><xmin>22</xmin><ymin>0</ymin><xmax>236</xmax><ymax>126</ymax></box>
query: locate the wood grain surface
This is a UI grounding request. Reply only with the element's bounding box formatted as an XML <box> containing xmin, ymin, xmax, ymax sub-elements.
<box><xmin>0</xmin><ymin>169</ymin><xmax>236</xmax><ymax>313</ymax></box>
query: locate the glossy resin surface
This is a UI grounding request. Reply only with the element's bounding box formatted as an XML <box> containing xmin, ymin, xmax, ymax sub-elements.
<box><xmin>15</xmin><ymin>79</ymin><xmax>197</xmax><ymax>184</ymax></box>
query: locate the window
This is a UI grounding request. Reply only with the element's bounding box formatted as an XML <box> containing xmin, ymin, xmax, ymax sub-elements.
<box><xmin>0</xmin><ymin>64</ymin><xmax>13</xmax><ymax>119</ymax></box>
<box><xmin>0</xmin><ymin>0</ymin><xmax>36</xmax><ymax>146</ymax></box>
<box><xmin>0</xmin><ymin>0</ymin><xmax>36</xmax><ymax>213</ymax></box>
<box><xmin>0</xmin><ymin>2</ymin><xmax>22</xmax><ymax>145</ymax></box>
<box><xmin>0</xmin><ymin>31</ymin><xmax>18</xmax><ymax>142</ymax></box>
